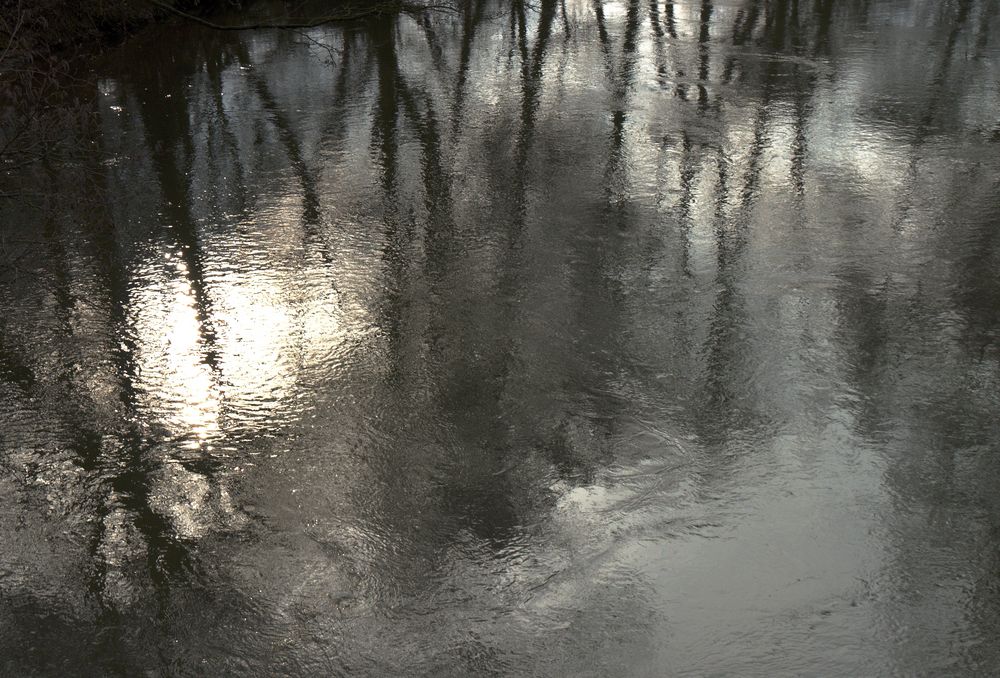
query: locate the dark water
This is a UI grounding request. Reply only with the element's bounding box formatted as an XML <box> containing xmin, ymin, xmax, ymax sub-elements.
<box><xmin>2</xmin><ymin>0</ymin><xmax>1000</xmax><ymax>674</ymax></box>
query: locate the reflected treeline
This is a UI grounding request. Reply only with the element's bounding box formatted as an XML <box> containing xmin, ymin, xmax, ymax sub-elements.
<box><xmin>1</xmin><ymin>0</ymin><xmax>1000</xmax><ymax>673</ymax></box>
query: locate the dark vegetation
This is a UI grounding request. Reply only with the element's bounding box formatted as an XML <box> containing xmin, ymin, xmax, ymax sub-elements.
<box><xmin>0</xmin><ymin>0</ymin><xmax>431</xmax><ymax>197</ymax></box>
<box><xmin>0</xmin><ymin>0</ymin><xmax>219</xmax><ymax>196</ymax></box>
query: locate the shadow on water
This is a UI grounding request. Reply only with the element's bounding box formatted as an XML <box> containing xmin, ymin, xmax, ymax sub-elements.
<box><xmin>2</xmin><ymin>0</ymin><xmax>1000</xmax><ymax>674</ymax></box>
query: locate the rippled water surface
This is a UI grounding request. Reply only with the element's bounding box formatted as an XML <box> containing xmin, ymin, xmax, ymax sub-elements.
<box><xmin>2</xmin><ymin>0</ymin><xmax>1000</xmax><ymax>675</ymax></box>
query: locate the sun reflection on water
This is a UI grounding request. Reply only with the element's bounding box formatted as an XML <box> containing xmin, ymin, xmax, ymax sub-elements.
<box><xmin>132</xmin><ymin>254</ymin><xmax>221</xmax><ymax>449</ymax></box>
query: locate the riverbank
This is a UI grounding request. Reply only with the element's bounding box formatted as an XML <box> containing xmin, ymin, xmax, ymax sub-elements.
<box><xmin>2</xmin><ymin>0</ymin><xmax>220</xmax><ymax>56</ymax></box>
<box><xmin>0</xmin><ymin>1</ymin><xmax>223</xmax><ymax>194</ymax></box>
<box><xmin>0</xmin><ymin>0</ymin><xmax>440</xmax><ymax>193</ymax></box>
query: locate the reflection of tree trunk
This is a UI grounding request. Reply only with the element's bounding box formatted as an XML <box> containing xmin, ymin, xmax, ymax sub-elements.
<box><xmin>418</xmin><ymin>12</ymin><xmax>447</xmax><ymax>75</ymax></box>
<box><xmin>698</xmin><ymin>1</ymin><xmax>713</xmax><ymax>109</ymax></box>
<box><xmin>917</xmin><ymin>0</ymin><xmax>972</xmax><ymax>135</ymax></box>
<box><xmin>722</xmin><ymin>0</ymin><xmax>762</xmax><ymax>83</ymax></box>
<box><xmin>894</xmin><ymin>0</ymin><xmax>972</xmax><ymax>230</ymax></box>
<box><xmin>734</xmin><ymin>77</ymin><xmax>770</xmax><ymax>234</ymax></box>
<box><xmin>700</xmin><ymin>67</ymin><xmax>771</xmax><ymax>437</ymax></box>
<box><xmin>372</xmin><ymin>20</ymin><xmax>399</xmax><ymax>202</ymax></box>
<box><xmin>571</xmin><ymin>1</ymin><xmax>635</xmax><ymax>477</ymax></box>
<box><xmin>369</xmin><ymin>14</ymin><xmax>411</xmax><ymax>380</ymax></box>
<box><xmin>592</xmin><ymin>0</ymin><xmax>609</xmax><ymax>47</ymax></box>
<box><xmin>451</xmin><ymin>0</ymin><xmax>483</xmax><ymax>133</ymax></box>
<box><xmin>205</xmin><ymin>49</ymin><xmax>252</xmax><ymax>218</ymax></box>
<box><xmin>514</xmin><ymin>0</ymin><xmax>529</xmax><ymax>66</ymax></box>
<box><xmin>698</xmin><ymin>147</ymin><xmax>738</xmax><ymax>438</ymax></box>
<box><xmin>36</xmin><ymin>209</ymin><xmax>116</xmax><ymax>471</ymax></box>
<box><xmin>233</xmin><ymin>43</ymin><xmax>322</xmax><ymax>227</ymax></box>
<box><xmin>98</xmin><ymin>41</ymin><xmax>271</xmax><ymax>610</ymax></box>
<box><xmin>764</xmin><ymin>0</ymin><xmax>789</xmax><ymax>50</ymax></box>
<box><xmin>664</xmin><ymin>1</ymin><xmax>677</xmax><ymax>39</ymax></box>
<box><xmin>832</xmin><ymin>266</ymin><xmax>892</xmax><ymax>437</ymax></box>
<box><xmin>649</xmin><ymin>0</ymin><xmax>663</xmax><ymax>38</ymax></box>
<box><xmin>733</xmin><ymin>0</ymin><xmax>762</xmax><ymax>45</ymax></box>
<box><xmin>397</xmin><ymin>81</ymin><xmax>450</xmax><ymax>220</ymax></box>
<box><xmin>480</xmin><ymin>0</ymin><xmax>559</xmax><ymax>484</ymax></box>
<box><xmin>509</xmin><ymin>0</ymin><xmax>557</xmax><ymax>250</ymax></box>
<box><xmin>953</xmin><ymin>187</ymin><xmax>1000</xmax><ymax>352</ymax></box>
<box><xmin>81</xmin><ymin>189</ymin><xmax>192</xmax><ymax>613</ymax></box>
<box><xmin>133</xmin><ymin>74</ymin><xmax>220</xmax><ymax>370</ymax></box>
<box><xmin>623</xmin><ymin>0</ymin><xmax>641</xmax><ymax>53</ymax></box>
<box><xmin>396</xmin><ymin>67</ymin><xmax>453</xmax><ymax>281</ymax></box>
<box><xmin>0</xmin><ymin>328</ymin><xmax>35</xmax><ymax>390</ymax></box>
<box><xmin>238</xmin><ymin>32</ymin><xmax>356</xmax><ymax>291</ymax></box>
<box><xmin>974</xmin><ymin>0</ymin><xmax>998</xmax><ymax>55</ymax></box>
<box><xmin>790</xmin><ymin>66</ymin><xmax>812</xmax><ymax>199</ymax></box>
<box><xmin>812</xmin><ymin>0</ymin><xmax>834</xmax><ymax>55</ymax></box>
<box><xmin>604</xmin><ymin>0</ymin><xmax>642</xmax><ymax>206</ymax></box>
<box><xmin>648</xmin><ymin>0</ymin><xmax>675</xmax><ymax>91</ymax></box>
<box><xmin>677</xmin><ymin>132</ymin><xmax>697</xmax><ymax>277</ymax></box>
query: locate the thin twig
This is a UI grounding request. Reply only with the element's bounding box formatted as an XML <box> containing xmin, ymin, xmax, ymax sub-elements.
<box><xmin>293</xmin><ymin>29</ymin><xmax>342</xmax><ymax>62</ymax></box>
<box><xmin>0</xmin><ymin>4</ymin><xmax>25</xmax><ymax>67</ymax></box>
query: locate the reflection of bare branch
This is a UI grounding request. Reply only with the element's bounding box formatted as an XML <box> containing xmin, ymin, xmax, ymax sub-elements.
<box><xmin>0</xmin><ymin>2</ymin><xmax>25</xmax><ymax>67</ymax></box>
<box><xmin>144</xmin><ymin>0</ymin><xmax>457</xmax><ymax>31</ymax></box>
<box><xmin>451</xmin><ymin>0</ymin><xmax>483</xmax><ymax>132</ymax></box>
<box><xmin>293</xmin><ymin>28</ymin><xmax>342</xmax><ymax>63</ymax></box>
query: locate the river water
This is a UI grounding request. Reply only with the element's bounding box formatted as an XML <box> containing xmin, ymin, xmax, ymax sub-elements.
<box><xmin>1</xmin><ymin>0</ymin><xmax>999</xmax><ymax>675</ymax></box>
